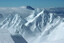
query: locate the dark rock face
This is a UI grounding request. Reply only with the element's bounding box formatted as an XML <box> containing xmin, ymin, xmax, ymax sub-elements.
<box><xmin>11</xmin><ymin>35</ymin><xmax>27</xmax><ymax>43</ymax></box>
<box><xmin>26</xmin><ymin>6</ymin><xmax>35</xmax><ymax>10</ymax></box>
<box><xmin>0</xmin><ymin>14</ymin><xmax>3</xmax><ymax>18</ymax></box>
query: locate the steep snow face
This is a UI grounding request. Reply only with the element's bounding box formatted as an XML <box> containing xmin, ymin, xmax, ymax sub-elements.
<box><xmin>23</xmin><ymin>8</ymin><xmax>64</xmax><ymax>43</ymax></box>
<box><xmin>0</xmin><ymin>14</ymin><xmax>27</xmax><ymax>35</ymax></box>
<box><xmin>0</xmin><ymin>7</ymin><xmax>64</xmax><ymax>43</ymax></box>
<box><xmin>25</xmin><ymin>10</ymin><xmax>44</xmax><ymax>26</ymax></box>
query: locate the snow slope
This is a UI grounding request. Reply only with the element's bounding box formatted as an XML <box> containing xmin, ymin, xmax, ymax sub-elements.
<box><xmin>0</xmin><ymin>29</ymin><xmax>14</xmax><ymax>43</ymax></box>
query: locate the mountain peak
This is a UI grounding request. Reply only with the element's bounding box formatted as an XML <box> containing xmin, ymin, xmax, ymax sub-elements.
<box><xmin>20</xmin><ymin>6</ymin><xmax>35</xmax><ymax>10</ymax></box>
<box><xmin>26</xmin><ymin>6</ymin><xmax>35</xmax><ymax>10</ymax></box>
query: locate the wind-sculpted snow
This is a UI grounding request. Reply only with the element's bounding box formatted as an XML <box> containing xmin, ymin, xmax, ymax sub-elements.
<box><xmin>0</xmin><ymin>6</ymin><xmax>64</xmax><ymax>43</ymax></box>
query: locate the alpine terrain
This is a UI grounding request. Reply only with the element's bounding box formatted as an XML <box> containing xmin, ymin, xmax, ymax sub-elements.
<box><xmin>0</xmin><ymin>6</ymin><xmax>64</xmax><ymax>43</ymax></box>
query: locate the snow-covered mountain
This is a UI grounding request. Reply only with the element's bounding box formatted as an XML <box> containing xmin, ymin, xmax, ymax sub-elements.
<box><xmin>0</xmin><ymin>6</ymin><xmax>64</xmax><ymax>43</ymax></box>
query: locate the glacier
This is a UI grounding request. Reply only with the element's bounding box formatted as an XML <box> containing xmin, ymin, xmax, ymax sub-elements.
<box><xmin>0</xmin><ymin>6</ymin><xmax>64</xmax><ymax>43</ymax></box>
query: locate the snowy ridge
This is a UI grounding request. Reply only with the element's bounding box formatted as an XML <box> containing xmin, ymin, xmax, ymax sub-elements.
<box><xmin>0</xmin><ymin>14</ymin><xmax>27</xmax><ymax>35</ymax></box>
<box><xmin>25</xmin><ymin>10</ymin><xmax>44</xmax><ymax>26</ymax></box>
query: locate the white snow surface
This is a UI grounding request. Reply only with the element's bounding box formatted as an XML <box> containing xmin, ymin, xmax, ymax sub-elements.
<box><xmin>0</xmin><ymin>29</ymin><xmax>14</xmax><ymax>43</ymax></box>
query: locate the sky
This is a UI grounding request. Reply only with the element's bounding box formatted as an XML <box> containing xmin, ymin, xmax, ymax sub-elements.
<box><xmin>0</xmin><ymin>0</ymin><xmax>64</xmax><ymax>8</ymax></box>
